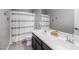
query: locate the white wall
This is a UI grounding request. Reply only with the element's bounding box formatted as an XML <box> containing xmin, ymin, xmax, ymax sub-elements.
<box><xmin>33</xmin><ymin>9</ymin><xmax>42</xmax><ymax>29</ymax></box>
<box><xmin>0</xmin><ymin>9</ymin><xmax>10</xmax><ymax>49</ymax></box>
<box><xmin>74</xmin><ymin>9</ymin><xmax>79</xmax><ymax>35</ymax></box>
<box><xmin>46</xmin><ymin>9</ymin><xmax>74</xmax><ymax>34</ymax></box>
<box><xmin>74</xmin><ymin>9</ymin><xmax>79</xmax><ymax>28</ymax></box>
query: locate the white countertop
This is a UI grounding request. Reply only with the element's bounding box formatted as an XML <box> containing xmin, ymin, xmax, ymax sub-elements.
<box><xmin>33</xmin><ymin>29</ymin><xmax>79</xmax><ymax>50</ymax></box>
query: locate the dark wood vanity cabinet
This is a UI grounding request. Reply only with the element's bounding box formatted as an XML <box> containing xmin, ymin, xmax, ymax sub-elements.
<box><xmin>32</xmin><ymin>37</ymin><xmax>42</xmax><ymax>50</ymax></box>
<box><xmin>32</xmin><ymin>33</ymin><xmax>52</xmax><ymax>50</ymax></box>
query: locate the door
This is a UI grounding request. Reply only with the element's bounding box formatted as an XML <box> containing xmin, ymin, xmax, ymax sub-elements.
<box><xmin>0</xmin><ymin>10</ymin><xmax>9</xmax><ymax>49</ymax></box>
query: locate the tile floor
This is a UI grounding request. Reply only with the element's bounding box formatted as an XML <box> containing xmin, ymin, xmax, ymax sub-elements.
<box><xmin>8</xmin><ymin>41</ymin><xmax>32</xmax><ymax>50</ymax></box>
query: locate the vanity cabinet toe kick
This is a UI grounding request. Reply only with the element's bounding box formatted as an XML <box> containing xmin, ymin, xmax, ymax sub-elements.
<box><xmin>32</xmin><ymin>33</ymin><xmax>52</xmax><ymax>50</ymax></box>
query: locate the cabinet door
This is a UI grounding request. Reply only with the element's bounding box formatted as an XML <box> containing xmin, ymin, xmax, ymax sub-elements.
<box><xmin>32</xmin><ymin>36</ymin><xmax>42</xmax><ymax>50</ymax></box>
<box><xmin>32</xmin><ymin>37</ymin><xmax>37</xmax><ymax>50</ymax></box>
<box><xmin>36</xmin><ymin>42</ymin><xmax>42</xmax><ymax>50</ymax></box>
<box><xmin>0</xmin><ymin>10</ymin><xmax>9</xmax><ymax>49</ymax></box>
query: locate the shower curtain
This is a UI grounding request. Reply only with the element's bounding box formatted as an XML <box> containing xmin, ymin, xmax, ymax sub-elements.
<box><xmin>10</xmin><ymin>11</ymin><xmax>35</xmax><ymax>46</ymax></box>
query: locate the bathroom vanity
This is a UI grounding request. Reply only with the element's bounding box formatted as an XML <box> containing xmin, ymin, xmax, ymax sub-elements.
<box><xmin>32</xmin><ymin>33</ymin><xmax>52</xmax><ymax>50</ymax></box>
<box><xmin>32</xmin><ymin>29</ymin><xmax>79</xmax><ymax>50</ymax></box>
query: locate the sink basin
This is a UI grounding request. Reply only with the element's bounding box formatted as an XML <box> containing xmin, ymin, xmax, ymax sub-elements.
<box><xmin>50</xmin><ymin>31</ymin><xmax>59</xmax><ymax>37</ymax></box>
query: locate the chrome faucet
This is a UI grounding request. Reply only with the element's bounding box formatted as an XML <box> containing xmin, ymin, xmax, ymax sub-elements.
<box><xmin>66</xmin><ymin>34</ymin><xmax>74</xmax><ymax>44</ymax></box>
